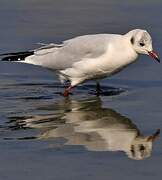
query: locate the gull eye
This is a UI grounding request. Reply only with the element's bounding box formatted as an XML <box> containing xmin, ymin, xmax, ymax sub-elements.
<box><xmin>139</xmin><ymin>145</ymin><xmax>145</xmax><ymax>151</ymax></box>
<box><xmin>139</xmin><ymin>42</ymin><xmax>145</xmax><ymax>47</ymax></box>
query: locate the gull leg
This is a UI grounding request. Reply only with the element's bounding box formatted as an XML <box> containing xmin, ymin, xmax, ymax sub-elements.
<box><xmin>63</xmin><ymin>78</ymin><xmax>82</xmax><ymax>97</ymax></box>
<box><xmin>96</xmin><ymin>82</ymin><xmax>102</xmax><ymax>96</ymax></box>
<box><xmin>63</xmin><ymin>86</ymin><xmax>73</xmax><ymax>97</ymax></box>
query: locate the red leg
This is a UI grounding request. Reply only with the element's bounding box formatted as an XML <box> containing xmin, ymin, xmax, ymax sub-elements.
<box><xmin>63</xmin><ymin>86</ymin><xmax>73</xmax><ymax>97</ymax></box>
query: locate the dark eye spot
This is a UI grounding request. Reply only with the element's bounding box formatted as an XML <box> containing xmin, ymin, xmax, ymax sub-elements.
<box><xmin>130</xmin><ymin>145</ymin><xmax>135</xmax><ymax>156</ymax></box>
<box><xmin>130</xmin><ymin>37</ymin><xmax>134</xmax><ymax>44</ymax></box>
<box><xmin>139</xmin><ymin>145</ymin><xmax>145</xmax><ymax>151</ymax></box>
<box><xmin>140</xmin><ymin>42</ymin><xmax>145</xmax><ymax>47</ymax></box>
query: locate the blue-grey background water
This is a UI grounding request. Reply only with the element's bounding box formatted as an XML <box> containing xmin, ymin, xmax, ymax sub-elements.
<box><xmin>0</xmin><ymin>0</ymin><xmax>162</xmax><ymax>179</ymax></box>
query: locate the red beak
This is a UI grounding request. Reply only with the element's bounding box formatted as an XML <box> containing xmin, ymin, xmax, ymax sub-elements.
<box><xmin>148</xmin><ymin>50</ymin><xmax>160</xmax><ymax>63</ymax></box>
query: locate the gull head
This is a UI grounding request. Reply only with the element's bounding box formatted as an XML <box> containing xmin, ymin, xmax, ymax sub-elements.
<box><xmin>126</xmin><ymin>129</ymin><xmax>160</xmax><ymax>160</ymax></box>
<box><xmin>127</xmin><ymin>29</ymin><xmax>160</xmax><ymax>63</ymax></box>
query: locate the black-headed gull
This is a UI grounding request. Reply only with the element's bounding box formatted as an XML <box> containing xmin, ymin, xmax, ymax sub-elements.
<box><xmin>1</xmin><ymin>29</ymin><xmax>160</xmax><ymax>96</ymax></box>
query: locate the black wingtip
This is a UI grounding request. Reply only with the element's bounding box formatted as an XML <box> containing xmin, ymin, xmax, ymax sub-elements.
<box><xmin>1</xmin><ymin>56</ymin><xmax>22</xmax><ymax>61</ymax></box>
<box><xmin>0</xmin><ymin>51</ymin><xmax>34</xmax><ymax>61</ymax></box>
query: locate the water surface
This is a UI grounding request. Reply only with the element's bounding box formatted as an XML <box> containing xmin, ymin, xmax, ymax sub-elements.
<box><xmin>0</xmin><ymin>0</ymin><xmax>162</xmax><ymax>180</ymax></box>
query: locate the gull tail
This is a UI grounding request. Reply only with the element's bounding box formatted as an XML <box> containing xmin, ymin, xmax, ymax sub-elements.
<box><xmin>0</xmin><ymin>51</ymin><xmax>34</xmax><ymax>62</ymax></box>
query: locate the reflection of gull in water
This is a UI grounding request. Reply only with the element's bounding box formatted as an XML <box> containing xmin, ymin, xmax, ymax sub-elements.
<box><xmin>11</xmin><ymin>98</ymin><xmax>160</xmax><ymax>160</ymax></box>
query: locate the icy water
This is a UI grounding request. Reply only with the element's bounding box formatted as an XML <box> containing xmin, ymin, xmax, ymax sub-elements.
<box><xmin>0</xmin><ymin>0</ymin><xmax>162</xmax><ymax>179</ymax></box>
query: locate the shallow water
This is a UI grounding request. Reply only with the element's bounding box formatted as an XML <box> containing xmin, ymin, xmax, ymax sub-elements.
<box><xmin>0</xmin><ymin>0</ymin><xmax>162</xmax><ymax>179</ymax></box>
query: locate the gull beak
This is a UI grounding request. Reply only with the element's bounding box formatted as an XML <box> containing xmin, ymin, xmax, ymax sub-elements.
<box><xmin>148</xmin><ymin>50</ymin><xmax>160</xmax><ymax>63</ymax></box>
<box><xmin>147</xmin><ymin>129</ymin><xmax>160</xmax><ymax>142</ymax></box>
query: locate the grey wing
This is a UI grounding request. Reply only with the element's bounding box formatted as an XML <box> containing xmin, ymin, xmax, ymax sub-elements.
<box><xmin>35</xmin><ymin>43</ymin><xmax>63</xmax><ymax>51</ymax></box>
<box><xmin>56</xmin><ymin>34</ymin><xmax>111</xmax><ymax>69</ymax></box>
<box><xmin>26</xmin><ymin>34</ymin><xmax>112</xmax><ymax>70</ymax></box>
